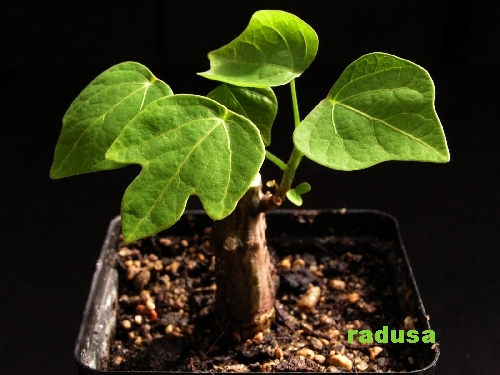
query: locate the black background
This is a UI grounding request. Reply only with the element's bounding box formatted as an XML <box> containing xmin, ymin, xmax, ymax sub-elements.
<box><xmin>2</xmin><ymin>1</ymin><xmax>499</xmax><ymax>374</ymax></box>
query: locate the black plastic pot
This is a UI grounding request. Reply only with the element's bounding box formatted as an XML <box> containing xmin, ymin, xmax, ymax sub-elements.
<box><xmin>75</xmin><ymin>209</ymin><xmax>439</xmax><ymax>374</ymax></box>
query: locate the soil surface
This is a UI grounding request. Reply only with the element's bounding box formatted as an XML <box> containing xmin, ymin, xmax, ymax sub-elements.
<box><xmin>105</xmin><ymin>223</ymin><xmax>423</xmax><ymax>372</ymax></box>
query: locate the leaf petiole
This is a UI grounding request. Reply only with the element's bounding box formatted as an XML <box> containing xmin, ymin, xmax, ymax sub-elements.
<box><xmin>265</xmin><ymin>151</ymin><xmax>287</xmax><ymax>171</ymax></box>
<box><xmin>290</xmin><ymin>79</ymin><xmax>301</xmax><ymax>128</ymax></box>
<box><xmin>277</xmin><ymin>79</ymin><xmax>305</xmax><ymax>196</ymax></box>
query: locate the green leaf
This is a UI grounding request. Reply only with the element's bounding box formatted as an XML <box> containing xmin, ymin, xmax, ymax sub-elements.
<box><xmin>286</xmin><ymin>182</ymin><xmax>311</xmax><ymax>206</ymax></box>
<box><xmin>207</xmin><ymin>83</ymin><xmax>277</xmax><ymax>145</ymax></box>
<box><xmin>105</xmin><ymin>95</ymin><xmax>265</xmax><ymax>242</ymax></box>
<box><xmin>50</xmin><ymin>62</ymin><xmax>173</xmax><ymax>179</ymax></box>
<box><xmin>293</xmin><ymin>53</ymin><xmax>450</xmax><ymax>171</ymax></box>
<box><xmin>198</xmin><ymin>10</ymin><xmax>318</xmax><ymax>87</ymax></box>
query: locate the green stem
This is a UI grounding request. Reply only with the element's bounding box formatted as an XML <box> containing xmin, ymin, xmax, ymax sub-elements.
<box><xmin>279</xmin><ymin>147</ymin><xmax>303</xmax><ymax>194</ymax></box>
<box><xmin>290</xmin><ymin>79</ymin><xmax>301</xmax><ymax>128</ymax></box>
<box><xmin>278</xmin><ymin>79</ymin><xmax>304</xmax><ymax>195</ymax></box>
<box><xmin>265</xmin><ymin>151</ymin><xmax>287</xmax><ymax>171</ymax></box>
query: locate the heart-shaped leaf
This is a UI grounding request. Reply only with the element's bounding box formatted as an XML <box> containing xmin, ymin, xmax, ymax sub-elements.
<box><xmin>286</xmin><ymin>182</ymin><xmax>311</xmax><ymax>206</ymax></box>
<box><xmin>207</xmin><ymin>83</ymin><xmax>277</xmax><ymax>145</ymax></box>
<box><xmin>50</xmin><ymin>62</ymin><xmax>172</xmax><ymax>179</ymax></box>
<box><xmin>198</xmin><ymin>10</ymin><xmax>318</xmax><ymax>88</ymax></box>
<box><xmin>105</xmin><ymin>95</ymin><xmax>265</xmax><ymax>242</ymax></box>
<box><xmin>294</xmin><ymin>53</ymin><xmax>450</xmax><ymax>170</ymax></box>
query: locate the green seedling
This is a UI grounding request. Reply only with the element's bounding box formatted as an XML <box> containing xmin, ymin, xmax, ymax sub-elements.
<box><xmin>51</xmin><ymin>10</ymin><xmax>448</xmax><ymax>339</ymax></box>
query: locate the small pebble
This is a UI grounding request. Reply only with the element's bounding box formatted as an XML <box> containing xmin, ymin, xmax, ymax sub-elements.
<box><xmin>328</xmin><ymin>353</ymin><xmax>353</xmax><ymax>371</ymax></box>
<box><xmin>134</xmin><ymin>269</ymin><xmax>151</xmax><ymax>291</ymax></box>
<box><xmin>329</xmin><ymin>279</ymin><xmax>346</xmax><ymax>290</ymax></box>
<box><xmin>320</xmin><ymin>338</ymin><xmax>330</xmax><ymax>347</ymax></box>
<box><xmin>165</xmin><ymin>324</ymin><xmax>173</xmax><ymax>334</ymax></box>
<box><xmin>111</xmin><ymin>355</ymin><xmax>123</xmax><ymax>366</ymax></box>
<box><xmin>254</xmin><ymin>332</ymin><xmax>264</xmax><ymax>342</ymax></box>
<box><xmin>180</xmin><ymin>239</ymin><xmax>189</xmax><ymax>247</ymax></box>
<box><xmin>134</xmin><ymin>315</ymin><xmax>143</xmax><ymax>325</ymax></box>
<box><xmin>142</xmin><ymin>259</ymin><xmax>153</xmax><ymax>270</ymax></box>
<box><xmin>369</xmin><ymin>346</ymin><xmax>384</xmax><ymax>360</ymax></box>
<box><xmin>126</xmin><ymin>265</ymin><xmax>141</xmax><ymax>280</ymax></box>
<box><xmin>135</xmin><ymin>304</ymin><xmax>147</xmax><ymax>315</ymax></box>
<box><xmin>408</xmin><ymin>356</ymin><xmax>415</xmax><ymax>365</ymax></box>
<box><xmin>310</xmin><ymin>337</ymin><xmax>323</xmax><ymax>350</ymax></box>
<box><xmin>297</xmin><ymin>286</ymin><xmax>321</xmax><ymax>312</ymax></box>
<box><xmin>166</xmin><ymin>261</ymin><xmax>180</xmax><ymax>274</ymax></box>
<box><xmin>159</xmin><ymin>238</ymin><xmax>172</xmax><ymax>246</ymax></box>
<box><xmin>261</xmin><ymin>362</ymin><xmax>273</xmax><ymax>372</ymax></box>
<box><xmin>314</xmin><ymin>354</ymin><xmax>326</xmax><ymax>364</ymax></box>
<box><xmin>376</xmin><ymin>357</ymin><xmax>386</xmax><ymax>366</ymax></box>
<box><xmin>120</xmin><ymin>319</ymin><xmax>132</xmax><ymax>330</ymax></box>
<box><xmin>274</xmin><ymin>348</ymin><xmax>283</xmax><ymax>359</ymax></box>
<box><xmin>404</xmin><ymin>316</ymin><xmax>415</xmax><ymax>330</ymax></box>
<box><xmin>139</xmin><ymin>290</ymin><xmax>151</xmax><ymax>300</ymax></box>
<box><xmin>129</xmin><ymin>295</ymin><xmax>140</xmax><ymax>304</ymax></box>
<box><xmin>148</xmin><ymin>309</ymin><xmax>158</xmax><ymax>321</ymax></box>
<box><xmin>347</xmin><ymin>292</ymin><xmax>360</xmax><ymax>304</ymax></box>
<box><xmin>326</xmin><ymin>329</ymin><xmax>340</xmax><ymax>339</ymax></box>
<box><xmin>292</xmin><ymin>258</ymin><xmax>306</xmax><ymax>268</ymax></box>
<box><xmin>134</xmin><ymin>336</ymin><xmax>142</xmax><ymax>346</ymax></box>
<box><xmin>145</xmin><ymin>300</ymin><xmax>156</xmax><ymax>311</ymax></box>
<box><xmin>118</xmin><ymin>248</ymin><xmax>131</xmax><ymax>257</ymax></box>
<box><xmin>356</xmin><ymin>360</ymin><xmax>369</xmax><ymax>371</ymax></box>
<box><xmin>153</xmin><ymin>260</ymin><xmax>163</xmax><ymax>271</ymax></box>
<box><xmin>119</xmin><ymin>294</ymin><xmax>130</xmax><ymax>304</ymax></box>
<box><xmin>320</xmin><ymin>315</ymin><xmax>333</xmax><ymax>325</ymax></box>
<box><xmin>296</xmin><ymin>348</ymin><xmax>315</xmax><ymax>360</ymax></box>
<box><xmin>279</xmin><ymin>259</ymin><xmax>291</xmax><ymax>269</ymax></box>
<box><xmin>360</xmin><ymin>302</ymin><xmax>377</xmax><ymax>313</ymax></box>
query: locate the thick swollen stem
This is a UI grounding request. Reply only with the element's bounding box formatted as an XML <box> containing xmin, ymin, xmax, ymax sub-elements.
<box><xmin>211</xmin><ymin>180</ymin><xmax>277</xmax><ymax>340</ymax></box>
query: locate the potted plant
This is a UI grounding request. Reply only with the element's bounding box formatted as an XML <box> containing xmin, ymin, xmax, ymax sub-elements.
<box><xmin>50</xmin><ymin>10</ymin><xmax>448</xmax><ymax>373</ymax></box>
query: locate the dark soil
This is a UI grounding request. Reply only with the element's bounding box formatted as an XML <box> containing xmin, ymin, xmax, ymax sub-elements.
<box><xmin>105</xmin><ymin>223</ymin><xmax>424</xmax><ymax>372</ymax></box>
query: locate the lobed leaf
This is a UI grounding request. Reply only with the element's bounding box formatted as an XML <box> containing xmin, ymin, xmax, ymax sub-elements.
<box><xmin>198</xmin><ymin>10</ymin><xmax>318</xmax><ymax>87</ymax></box>
<box><xmin>50</xmin><ymin>62</ymin><xmax>172</xmax><ymax>179</ymax></box>
<box><xmin>294</xmin><ymin>53</ymin><xmax>450</xmax><ymax>170</ymax></box>
<box><xmin>207</xmin><ymin>83</ymin><xmax>277</xmax><ymax>145</ymax></box>
<box><xmin>105</xmin><ymin>95</ymin><xmax>265</xmax><ymax>242</ymax></box>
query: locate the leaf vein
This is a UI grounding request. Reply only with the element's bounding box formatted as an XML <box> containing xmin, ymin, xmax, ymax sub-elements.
<box><xmin>54</xmin><ymin>85</ymin><xmax>148</xmax><ymax>173</ymax></box>
<box><xmin>334</xmin><ymin>102</ymin><xmax>445</xmax><ymax>157</ymax></box>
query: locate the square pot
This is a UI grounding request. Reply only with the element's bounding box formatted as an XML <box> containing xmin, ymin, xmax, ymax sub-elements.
<box><xmin>75</xmin><ymin>209</ymin><xmax>439</xmax><ymax>374</ymax></box>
